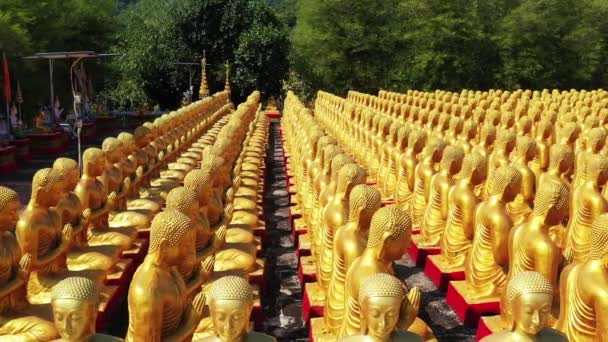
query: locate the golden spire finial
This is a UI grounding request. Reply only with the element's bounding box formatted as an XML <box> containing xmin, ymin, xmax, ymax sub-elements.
<box><xmin>224</xmin><ymin>61</ymin><xmax>231</xmax><ymax>93</ymax></box>
<box><xmin>199</xmin><ymin>51</ymin><xmax>209</xmax><ymax>99</ymax></box>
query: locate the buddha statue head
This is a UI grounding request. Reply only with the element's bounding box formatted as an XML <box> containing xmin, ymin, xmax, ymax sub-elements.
<box><xmin>536</xmin><ymin>119</ymin><xmax>554</xmax><ymax>140</ymax></box>
<box><xmin>505</xmin><ymin>271</ymin><xmax>553</xmax><ymax>335</ymax></box>
<box><xmin>82</xmin><ymin>148</ymin><xmax>106</xmax><ymax>178</ymax></box>
<box><xmin>396</xmin><ymin>125</ymin><xmax>412</xmax><ymax>151</ymax></box>
<box><xmin>337</xmin><ymin>164</ymin><xmax>367</xmax><ymax>195</ymax></box>
<box><xmin>51</xmin><ymin>276</ymin><xmax>100</xmax><ymax>341</ymax></box>
<box><xmin>330</xmin><ymin>154</ymin><xmax>353</xmax><ymax>180</ymax></box>
<box><xmin>322</xmin><ymin>144</ymin><xmax>340</xmax><ymax>169</ymax></box>
<box><xmin>479</xmin><ymin>124</ymin><xmax>496</xmax><ymax>147</ymax></box>
<box><xmin>589</xmin><ymin>214</ymin><xmax>608</xmax><ymax>261</ymax></box>
<box><xmin>516</xmin><ymin>116</ymin><xmax>532</xmax><ymax>136</ymax></box>
<box><xmin>31</xmin><ymin>168</ymin><xmax>65</xmax><ymax>207</ymax></box>
<box><xmin>166</xmin><ymin>187</ymin><xmax>200</xmax><ymax>219</ymax></box>
<box><xmin>548</xmin><ymin>144</ymin><xmax>573</xmax><ymax>176</ymax></box>
<box><xmin>0</xmin><ymin>186</ymin><xmax>20</xmax><ymax>229</ymax></box>
<box><xmin>408</xmin><ymin>130</ymin><xmax>426</xmax><ymax>154</ymax></box>
<box><xmin>367</xmin><ymin>206</ymin><xmax>412</xmax><ymax>262</ymax></box>
<box><xmin>117</xmin><ymin>132</ymin><xmax>136</xmax><ymax>154</ymax></box>
<box><xmin>348</xmin><ymin>185</ymin><xmax>382</xmax><ymax>228</ymax></box>
<box><xmin>449</xmin><ymin>117</ymin><xmax>463</xmax><ymax>136</ymax></box>
<box><xmin>586</xmin><ymin>127</ymin><xmax>607</xmax><ymax>153</ymax></box>
<box><xmin>101</xmin><ymin>137</ymin><xmax>124</xmax><ymax>164</ymax></box>
<box><xmin>53</xmin><ymin>158</ymin><xmax>80</xmax><ymax>192</ymax></box>
<box><xmin>423</xmin><ymin>136</ymin><xmax>445</xmax><ymax>163</ymax></box>
<box><xmin>148</xmin><ymin>210</ymin><xmax>196</xmax><ymax>267</ymax></box>
<box><xmin>461</xmin><ymin>120</ymin><xmax>476</xmax><ymax>140</ymax></box>
<box><xmin>184</xmin><ymin>170</ymin><xmax>214</xmax><ymax>205</ymax></box>
<box><xmin>439</xmin><ymin>146</ymin><xmax>464</xmax><ymax>175</ymax></box>
<box><xmin>532</xmin><ymin>181</ymin><xmax>569</xmax><ymax>226</ymax></box>
<box><xmin>514</xmin><ymin>136</ymin><xmax>536</xmax><ymax>162</ymax></box>
<box><xmin>359</xmin><ymin>273</ymin><xmax>406</xmax><ymax>340</ymax></box>
<box><xmin>586</xmin><ymin>154</ymin><xmax>608</xmax><ymax>185</ymax></box>
<box><xmin>495</xmin><ymin>129</ymin><xmax>516</xmax><ymax>154</ymax></box>
<box><xmin>487</xmin><ymin>166</ymin><xmax>522</xmax><ymax>203</ymax></box>
<box><xmin>557</xmin><ymin>122</ymin><xmax>580</xmax><ymax>145</ymax></box>
<box><xmin>460</xmin><ymin>152</ymin><xmax>487</xmax><ymax>186</ymax></box>
<box><xmin>207</xmin><ymin>276</ymin><xmax>255</xmax><ymax>341</ymax></box>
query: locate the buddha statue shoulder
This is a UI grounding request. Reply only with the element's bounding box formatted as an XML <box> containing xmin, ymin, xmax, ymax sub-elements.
<box><xmin>325</xmin><ymin>185</ymin><xmax>382</xmax><ymax>334</ymax></box>
<box><xmin>506</xmin><ymin>136</ymin><xmax>537</xmax><ymax>225</ymax></box>
<box><xmin>394</xmin><ymin>130</ymin><xmax>426</xmax><ymax>209</ymax></box>
<box><xmin>340</xmin><ymin>207</ymin><xmax>429</xmax><ymax>339</ymax></box>
<box><xmin>564</xmin><ymin>154</ymin><xmax>608</xmax><ymax>264</ymax></box>
<box><xmin>556</xmin><ymin>213</ymin><xmax>608</xmax><ymax>341</ymax></box>
<box><xmin>464</xmin><ymin>166</ymin><xmax>521</xmax><ymax>300</ymax></box>
<box><xmin>500</xmin><ymin>181</ymin><xmax>568</xmax><ymax>328</ymax></box>
<box><xmin>415</xmin><ymin>146</ymin><xmax>464</xmax><ymax>247</ymax></box>
<box><xmin>51</xmin><ymin>276</ymin><xmax>124</xmax><ymax>341</ymax></box>
<box><xmin>435</xmin><ymin>152</ymin><xmax>487</xmax><ymax>271</ymax></box>
<box><xmin>195</xmin><ymin>276</ymin><xmax>276</xmax><ymax>342</ymax></box>
<box><xmin>126</xmin><ymin>210</ymin><xmax>206</xmax><ymax>342</ymax></box>
<box><xmin>337</xmin><ymin>274</ymin><xmax>425</xmax><ymax>342</ymax></box>
<box><xmin>482</xmin><ymin>272</ymin><xmax>567</xmax><ymax>342</ymax></box>
<box><xmin>0</xmin><ymin>186</ymin><xmax>58</xmax><ymax>341</ymax></box>
<box><xmin>410</xmin><ymin>137</ymin><xmax>445</xmax><ymax>229</ymax></box>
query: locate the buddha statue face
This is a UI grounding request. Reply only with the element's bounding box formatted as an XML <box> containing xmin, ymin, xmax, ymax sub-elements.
<box><xmin>507</xmin><ymin>272</ymin><xmax>553</xmax><ymax>336</ymax></box>
<box><xmin>51</xmin><ymin>277</ymin><xmax>99</xmax><ymax>341</ymax></box>
<box><xmin>0</xmin><ymin>187</ymin><xmax>20</xmax><ymax>229</ymax></box>
<box><xmin>359</xmin><ymin>273</ymin><xmax>405</xmax><ymax>340</ymax></box>
<box><xmin>207</xmin><ymin>276</ymin><xmax>254</xmax><ymax>341</ymax></box>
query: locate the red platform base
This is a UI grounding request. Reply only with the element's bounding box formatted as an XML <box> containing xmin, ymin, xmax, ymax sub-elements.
<box><xmin>381</xmin><ymin>200</ymin><xmax>395</xmax><ymax>207</ymax></box>
<box><xmin>445</xmin><ymin>281</ymin><xmax>500</xmax><ymax>327</ymax></box>
<box><xmin>424</xmin><ymin>255</ymin><xmax>465</xmax><ymax>291</ymax></box>
<box><xmin>476</xmin><ymin>316</ymin><xmax>500</xmax><ymax>341</ymax></box>
<box><xmin>303</xmin><ymin>282</ymin><xmax>325</xmax><ymax>324</ymax></box>
<box><xmin>298</xmin><ymin>256</ymin><xmax>317</xmax><ymax>284</ymax></box>
<box><xmin>28</xmin><ymin>132</ymin><xmax>68</xmax><ymax>154</ymax></box>
<box><xmin>265</xmin><ymin>110</ymin><xmax>281</xmax><ymax>118</ymax></box>
<box><xmin>0</xmin><ymin>146</ymin><xmax>17</xmax><ymax>172</ymax></box>
<box><xmin>407</xmin><ymin>240</ymin><xmax>440</xmax><ymax>268</ymax></box>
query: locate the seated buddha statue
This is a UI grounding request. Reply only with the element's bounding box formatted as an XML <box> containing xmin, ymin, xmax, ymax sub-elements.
<box><xmin>126</xmin><ymin>210</ymin><xmax>207</xmax><ymax>341</ymax></box>
<box><xmin>498</xmin><ymin>181</ymin><xmax>568</xmax><ymax>329</ymax></box>
<box><xmin>432</xmin><ymin>152</ymin><xmax>487</xmax><ymax>271</ymax></box>
<box><xmin>572</xmin><ymin>128</ymin><xmax>606</xmax><ymax>190</ymax></box>
<box><xmin>339</xmin><ymin>206</ymin><xmax>430</xmax><ymax>339</ymax></box>
<box><xmin>196</xmin><ymin>276</ymin><xmax>276</xmax><ymax>342</ymax></box>
<box><xmin>311</xmin><ymin>145</ymin><xmax>341</xmax><ymax>228</ymax></box>
<box><xmin>414</xmin><ymin>146</ymin><xmax>464</xmax><ymax>247</ymax></box>
<box><xmin>486</xmin><ymin>129</ymin><xmax>516</xmax><ymax>197</ymax></box>
<box><xmin>506</xmin><ymin>137</ymin><xmax>537</xmax><ymax>225</ymax></box>
<box><xmin>446</xmin><ymin>117</ymin><xmax>463</xmax><ymax>145</ymax></box>
<box><xmin>481</xmin><ymin>272</ymin><xmax>567</xmax><ymax>342</ymax></box>
<box><xmin>563</xmin><ymin>154</ymin><xmax>608</xmax><ymax>264</ymax></box>
<box><xmin>394</xmin><ymin>131</ymin><xmax>426</xmax><ymax>210</ymax></box>
<box><xmin>52</xmin><ymin>158</ymin><xmax>120</xmax><ymax>272</ymax></box>
<box><xmin>50</xmin><ymin>276</ymin><xmax>124</xmax><ymax>341</ymax></box>
<box><xmin>75</xmin><ymin>148</ymin><xmax>136</xmax><ymax>251</ymax></box>
<box><xmin>337</xmin><ymin>274</ymin><xmax>424</xmax><ymax>342</ymax></box>
<box><xmin>556</xmin><ymin>213</ymin><xmax>608</xmax><ymax>341</ymax></box>
<box><xmin>528</xmin><ymin>120</ymin><xmax>553</xmax><ymax>182</ymax></box>
<box><xmin>462</xmin><ymin>166</ymin><xmax>521</xmax><ymax>300</ymax></box>
<box><xmin>318</xmin><ymin>164</ymin><xmax>367</xmax><ymax>289</ymax></box>
<box><xmin>377</xmin><ymin>121</ymin><xmax>399</xmax><ymax>190</ymax></box>
<box><xmin>410</xmin><ymin>137</ymin><xmax>445</xmax><ymax>229</ymax></box>
<box><xmin>383</xmin><ymin>125</ymin><xmax>411</xmax><ymax>199</ymax></box>
<box><xmin>455</xmin><ymin>120</ymin><xmax>477</xmax><ymax>154</ymax></box>
<box><xmin>0</xmin><ymin>186</ymin><xmax>58</xmax><ymax>341</ymax></box>
<box><xmin>325</xmin><ymin>185</ymin><xmax>382</xmax><ymax>335</ymax></box>
<box><xmin>471</xmin><ymin>124</ymin><xmax>496</xmax><ymax>159</ymax></box>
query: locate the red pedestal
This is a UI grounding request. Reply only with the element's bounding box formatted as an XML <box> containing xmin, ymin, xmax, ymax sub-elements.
<box><xmin>407</xmin><ymin>240</ymin><xmax>440</xmax><ymax>268</ymax></box>
<box><xmin>9</xmin><ymin>138</ymin><xmax>31</xmax><ymax>162</ymax></box>
<box><xmin>0</xmin><ymin>146</ymin><xmax>17</xmax><ymax>172</ymax></box>
<box><xmin>424</xmin><ymin>255</ymin><xmax>465</xmax><ymax>291</ymax></box>
<box><xmin>476</xmin><ymin>316</ymin><xmax>497</xmax><ymax>341</ymax></box>
<box><xmin>303</xmin><ymin>283</ymin><xmax>325</xmax><ymax>325</ymax></box>
<box><xmin>445</xmin><ymin>281</ymin><xmax>500</xmax><ymax>327</ymax></box>
<box><xmin>80</xmin><ymin>121</ymin><xmax>96</xmax><ymax>142</ymax></box>
<box><xmin>298</xmin><ymin>256</ymin><xmax>317</xmax><ymax>284</ymax></box>
<box><xmin>265</xmin><ymin>110</ymin><xmax>281</xmax><ymax>118</ymax></box>
<box><xmin>28</xmin><ymin>131</ymin><xmax>67</xmax><ymax>154</ymax></box>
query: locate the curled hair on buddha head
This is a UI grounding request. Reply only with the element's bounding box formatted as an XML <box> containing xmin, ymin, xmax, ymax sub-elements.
<box><xmin>348</xmin><ymin>184</ymin><xmax>381</xmax><ymax>221</ymax></box>
<box><xmin>367</xmin><ymin>206</ymin><xmax>411</xmax><ymax>248</ymax></box>
<box><xmin>506</xmin><ymin>271</ymin><xmax>552</xmax><ymax>306</ymax></box>
<box><xmin>515</xmin><ymin>136</ymin><xmax>536</xmax><ymax>159</ymax></box>
<box><xmin>587</xmin><ymin>127</ymin><xmax>607</xmax><ymax>151</ymax></box>
<box><xmin>165</xmin><ymin>187</ymin><xmax>199</xmax><ymax>212</ymax></box>
<box><xmin>51</xmin><ymin>276</ymin><xmax>100</xmax><ymax>306</ymax></box>
<box><xmin>548</xmin><ymin>144</ymin><xmax>573</xmax><ymax>171</ymax></box>
<box><xmin>184</xmin><ymin>169</ymin><xmax>214</xmax><ymax>193</ymax></box>
<box><xmin>101</xmin><ymin>137</ymin><xmax>123</xmax><ymax>153</ymax></box>
<box><xmin>337</xmin><ymin>164</ymin><xmax>367</xmax><ymax>194</ymax></box>
<box><xmin>487</xmin><ymin>166</ymin><xmax>521</xmax><ymax>197</ymax></box>
<box><xmin>0</xmin><ymin>186</ymin><xmax>19</xmax><ymax>210</ymax></box>
<box><xmin>440</xmin><ymin>145</ymin><xmax>464</xmax><ymax>172</ymax></box>
<box><xmin>586</xmin><ymin>154</ymin><xmax>608</xmax><ymax>182</ymax></box>
<box><xmin>360</xmin><ymin>273</ymin><xmax>405</xmax><ymax>305</ymax></box>
<box><xmin>590</xmin><ymin>214</ymin><xmax>608</xmax><ymax>260</ymax></box>
<box><xmin>207</xmin><ymin>275</ymin><xmax>254</xmax><ymax>303</ymax></box>
<box><xmin>32</xmin><ymin>168</ymin><xmax>62</xmax><ymax>193</ymax></box>
<box><xmin>149</xmin><ymin>210</ymin><xmax>193</xmax><ymax>254</ymax></box>
<box><xmin>460</xmin><ymin>152</ymin><xmax>487</xmax><ymax>179</ymax></box>
<box><xmin>532</xmin><ymin>180</ymin><xmax>568</xmax><ymax>217</ymax></box>
<box><xmin>53</xmin><ymin>158</ymin><xmax>79</xmax><ymax>179</ymax></box>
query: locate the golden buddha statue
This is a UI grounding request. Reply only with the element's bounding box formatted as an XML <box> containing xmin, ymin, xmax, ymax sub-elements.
<box><xmin>75</xmin><ymin>148</ymin><xmax>136</xmax><ymax>251</ymax></box>
<box><xmin>383</xmin><ymin>125</ymin><xmax>411</xmax><ymax>199</ymax></box>
<box><xmin>394</xmin><ymin>131</ymin><xmax>426</xmax><ymax>209</ymax></box>
<box><xmin>52</xmin><ymin>158</ymin><xmax>120</xmax><ymax>272</ymax></box>
<box><xmin>556</xmin><ymin>213</ymin><xmax>608</xmax><ymax>341</ymax></box>
<box><xmin>506</xmin><ymin>137</ymin><xmax>537</xmax><ymax>225</ymax></box>
<box><xmin>410</xmin><ymin>137</ymin><xmax>445</xmax><ymax>229</ymax></box>
<box><xmin>337</xmin><ymin>274</ymin><xmax>423</xmax><ymax>342</ymax></box>
<box><xmin>414</xmin><ymin>146</ymin><xmax>464</xmax><ymax>247</ymax></box>
<box><xmin>318</xmin><ymin>164</ymin><xmax>367</xmax><ymax>288</ymax></box>
<box><xmin>564</xmin><ymin>154</ymin><xmax>608</xmax><ymax>264</ymax></box>
<box><xmin>498</xmin><ymin>181</ymin><xmax>568</xmax><ymax>328</ymax></box>
<box><xmin>573</xmin><ymin>128</ymin><xmax>606</xmax><ymax>189</ymax></box>
<box><xmin>126</xmin><ymin>210</ymin><xmax>207</xmax><ymax>342</ymax></box>
<box><xmin>446</xmin><ymin>117</ymin><xmax>463</xmax><ymax>145</ymax></box>
<box><xmin>430</xmin><ymin>152</ymin><xmax>487</xmax><ymax>271</ymax></box>
<box><xmin>528</xmin><ymin>120</ymin><xmax>553</xmax><ymax>181</ymax></box>
<box><xmin>462</xmin><ymin>166</ymin><xmax>521</xmax><ymax>300</ymax></box>
<box><xmin>196</xmin><ymin>276</ymin><xmax>276</xmax><ymax>342</ymax></box>
<box><xmin>339</xmin><ymin>206</ymin><xmax>430</xmax><ymax>339</ymax></box>
<box><xmin>325</xmin><ymin>185</ymin><xmax>382</xmax><ymax>334</ymax></box>
<box><xmin>377</xmin><ymin>121</ymin><xmax>399</xmax><ymax>190</ymax></box>
<box><xmin>0</xmin><ymin>186</ymin><xmax>58</xmax><ymax>341</ymax></box>
<box><xmin>481</xmin><ymin>272</ymin><xmax>567</xmax><ymax>342</ymax></box>
<box><xmin>51</xmin><ymin>276</ymin><xmax>124</xmax><ymax>341</ymax></box>
<box><xmin>486</xmin><ymin>130</ymin><xmax>516</xmax><ymax>197</ymax></box>
<box><xmin>455</xmin><ymin>120</ymin><xmax>477</xmax><ymax>154</ymax></box>
<box><xmin>311</xmin><ymin>143</ymin><xmax>341</xmax><ymax>227</ymax></box>
<box><xmin>471</xmin><ymin>124</ymin><xmax>496</xmax><ymax>158</ymax></box>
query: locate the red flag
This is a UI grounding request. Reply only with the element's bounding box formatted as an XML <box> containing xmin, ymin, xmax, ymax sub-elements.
<box><xmin>3</xmin><ymin>54</ymin><xmax>11</xmax><ymax>102</ymax></box>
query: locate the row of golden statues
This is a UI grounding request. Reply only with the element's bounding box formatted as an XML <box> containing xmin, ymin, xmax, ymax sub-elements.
<box><xmin>0</xmin><ymin>89</ymin><xmax>277</xmax><ymax>341</ymax></box>
<box><xmin>282</xmin><ymin>87</ymin><xmax>608</xmax><ymax>341</ymax></box>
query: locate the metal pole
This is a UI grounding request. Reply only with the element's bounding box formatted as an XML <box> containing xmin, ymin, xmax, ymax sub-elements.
<box><xmin>49</xmin><ymin>59</ymin><xmax>55</xmax><ymax>125</ymax></box>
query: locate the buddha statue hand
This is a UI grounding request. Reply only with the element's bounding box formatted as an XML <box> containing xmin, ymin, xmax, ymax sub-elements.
<box><xmin>200</xmin><ymin>255</ymin><xmax>215</xmax><ymax>284</ymax></box>
<box><xmin>215</xmin><ymin>225</ymin><xmax>227</xmax><ymax>249</ymax></box>
<box><xmin>123</xmin><ymin>177</ymin><xmax>131</xmax><ymax>193</ymax></box>
<box><xmin>224</xmin><ymin>205</ymin><xmax>234</xmax><ymax>224</ymax></box>
<box><xmin>398</xmin><ymin>287</ymin><xmax>421</xmax><ymax>330</ymax></box>
<box><xmin>191</xmin><ymin>290</ymin><xmax>207</xmax><ymax>319</ymax></box>
<box><xmin>136</xmin><ymin>166</ymin><xmax>144</xmax><ymax>179</ymax></box>
<box><xmin>17</xmin><ymin>253</ymin><xmax>32</xmax><ymax>280</ymax></box>
<box><xmin>107</xmin><ymin>191</ymin><xmax>118</xmax><ymax>210</ymax></box>
<box><xmin>78</xmin><ymin>208</ymin><xmax>92</xmax><ymax>234</ymax></box>
<box><xmin>62</xmin><ymin>223</ymin><xmax>73</xmax><ymax>244</ymax></box>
